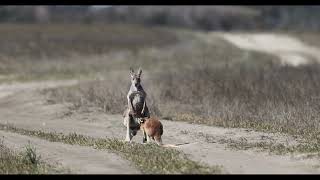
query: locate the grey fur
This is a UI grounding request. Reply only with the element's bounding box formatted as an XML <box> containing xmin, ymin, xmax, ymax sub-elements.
<box><xmin>124</xmin><ymin>67</ymin><xmax>150</xmax><ymax>142</ymax></box>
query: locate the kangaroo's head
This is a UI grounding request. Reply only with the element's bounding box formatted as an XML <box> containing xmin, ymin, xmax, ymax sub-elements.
<box><xmin>130</xmin><ymin>67</ymin><xmax>142</xmax><ymax>88</ymax></box>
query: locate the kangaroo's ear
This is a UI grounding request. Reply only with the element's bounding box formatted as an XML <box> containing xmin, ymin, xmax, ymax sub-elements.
<box><xmin>138</xmin><ymin>67</ymin><xmax>142</xmax><ymax>77</ymax></box>
<box><xmin>130</xmin><ymin>68</ymin><xmax>134</xmax><ymax>77</ymax></box>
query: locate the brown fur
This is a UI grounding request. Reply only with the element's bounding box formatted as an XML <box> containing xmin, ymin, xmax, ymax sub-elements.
<box><xmin>140</xmin><ymin>116</ymin><xmax>163</xmax><ymax>145</ymax></box>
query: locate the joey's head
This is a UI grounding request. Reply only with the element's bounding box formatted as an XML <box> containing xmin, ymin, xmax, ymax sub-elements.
<box><xmin>129</xmin><ymin>67</ymin><xmax>142</xmax><ymax>88</ymax></box>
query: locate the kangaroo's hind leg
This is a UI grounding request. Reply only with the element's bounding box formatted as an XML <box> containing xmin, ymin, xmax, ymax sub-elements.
<box><xmin>155</xmin><ymin>136</ymin><xmax>163</xmax><ymax>146</ymax></box>
<box><xmin>124</xmin><ymin>113</ymin><xmax>134</xmax><ymax>142</ymax></box>
<box><xmin>146</xmin><ymin>134</ymin><xmax>152</xmax><ymax>143</ymax></box>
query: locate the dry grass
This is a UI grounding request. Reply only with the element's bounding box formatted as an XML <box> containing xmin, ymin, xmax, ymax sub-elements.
<box><xmin>154</xmin><ymin>64</ymin><xmax>320</xmax><ymax>141</ymax></box>
<box><xmin>46</xmin><ymin>62</ymin><xmax>320</xmax><ymax>143</ymax></box>
<box><xmin>0</xmin><ymin>140</ymin><xmax>65</xmax><ymax>174</ymax></box>
<box><xmin>0</xmin><ymin>23</ymin><xmax>178</xmax><ymax>59</ymax></box>
<box><xmin>0</xmin><ymin>23</ymin><xmax>181</xmax><ymax>81</ymax></box>
<box><xmin>44</xmin><ymin>27</ymin><xmax>278</xmax><ymax>121</ymax></box>
<box><xmin>0</xmin><ymin>24</ymin><xmax>274</xmax><ymax>82</ymax></box>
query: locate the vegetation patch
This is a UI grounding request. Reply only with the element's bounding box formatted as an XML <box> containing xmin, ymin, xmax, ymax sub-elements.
<box><xmin>0</xmin><ymin>140</ymin><xmax>65</xmax><ymax>174</ymax></box>
<box><xmin>0</xmin><ymin>123</ymin><xmax>224</xmax><ymax>174</ymax></box>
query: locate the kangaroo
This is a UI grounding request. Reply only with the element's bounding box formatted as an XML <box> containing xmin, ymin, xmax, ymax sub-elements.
<box><xmin>123</xmin><ymin>67</ymin><xmax>150</xmax><ymax>142</ymax></box>
<box><xmin>139</xmin><ymin>117</ymin><xmax>163</xmax><ymax>145</ymax></box>
<box><xmin>139</xmin><ymin>116</ymin><xmax>179</xmax><ymax>148</ymax></box>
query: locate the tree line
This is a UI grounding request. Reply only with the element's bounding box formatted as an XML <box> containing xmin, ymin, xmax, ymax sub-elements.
<box><xmin>1</xmin><ymin>6</ymin><xmax>319</xmax><ymax>31</ymax></box>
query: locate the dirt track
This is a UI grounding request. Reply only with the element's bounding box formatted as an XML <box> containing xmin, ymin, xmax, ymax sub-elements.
<box><xmin>0</xmin><ymin>78</ymin><xmax>320</xmax><ymax>174</ymax></box>
<box><xmin>204</xmin><ymin>32</ymin><xmax>320</xmax><ymax>66</ymax></box>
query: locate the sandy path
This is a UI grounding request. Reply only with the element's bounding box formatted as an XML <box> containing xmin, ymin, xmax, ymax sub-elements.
<box><xmin>205</xmin><ymin>32</ymin><xmax>320</xmax><ymax>66</ymax></box>
<box><xmin>0</xmin><ymin>80</ymin><xmax>320</xmax><ymax>174</ymax></box>
<box><xmin>0</xmin><ymin>130</ymin><xmax>139</xmax><ymax>174</ymax></box>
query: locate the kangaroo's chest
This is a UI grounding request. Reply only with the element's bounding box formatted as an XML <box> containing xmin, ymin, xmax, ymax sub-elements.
<box><xmin>132</xmin><ymin>94</ymin><xmax>144</xmax><ymax>108</ymax></box>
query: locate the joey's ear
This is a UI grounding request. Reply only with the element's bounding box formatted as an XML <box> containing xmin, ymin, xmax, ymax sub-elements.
<box><xmin>130</xmin><ymin>67</ymin><xmax>134</xmax><ymax>77</ymax></box>
<box><xmin>138</xmin><ymin>67</ymin><xmax>142</xmax><ymax>77</ymax></box>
